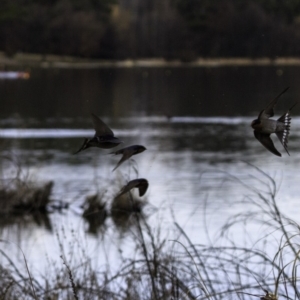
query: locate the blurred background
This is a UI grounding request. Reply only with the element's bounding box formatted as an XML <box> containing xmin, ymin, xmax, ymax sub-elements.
<box><xmin>1</xmin><ymin>0</ymin><xmax>300</xmax><ymax>59</ymax></box>
<box><xmin>0</xmin><ymin>0</ymin><xmax>299</xmax><ymax>119</ymax></box>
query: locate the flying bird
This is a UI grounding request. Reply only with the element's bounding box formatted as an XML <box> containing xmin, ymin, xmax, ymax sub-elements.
<box><xmin>251</xmin><ymin>87</ymin><xmax>296</xmax><ymax>156</ymax></box>
<box><xmin>110</xmin><ymin>145</ymin><xmax>146</xmax><ymax>171</ymax></box>
<box><xmin>74</xmin><ymin>114</ymin><xmax>122</xmax><ymax>154</ymax></box>
<box><xmin>117</xmin><ymin>178</ymin><xmax>149</xmax><ymax>197</ymax></box>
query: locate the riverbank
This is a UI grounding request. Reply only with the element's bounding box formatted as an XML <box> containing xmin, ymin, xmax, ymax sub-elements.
<box><xmin>2</xmin><ymin>52</ymin><xmax>300</xmax><ymax>68</ymax></box>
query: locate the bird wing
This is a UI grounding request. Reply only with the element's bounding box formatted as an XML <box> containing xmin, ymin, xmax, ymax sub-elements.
<box><xmin>258</xmin><ymin>87</ymin><xmax>289</xmax><ymax>120</ymax></box>
<box><xmin>117</xmin><ymin>179</ymin><xmax>148</xmax><ymax>197</ymax></box>
<box><xmin>254</xmin><ymin>131</ymin><xmax>281</xmax><ymax>156</ymax></box>
<box><xmin>138</xmin><ymin>179</ymin><xmax>149</xmax><ymax>196</ymax></box>
<box><xmin>73</xmin><ymin>138</ymin><xmax>89</xmax><ymax>154</ymax></box>
<box><xmin>91</xmin><ymin>113</ymin><xmax>114</xmax><ymax>137</ymax></box>
<box><xmin>117</xmin><ymin>180</ymin><xmax>138</xmax><ymax>197</ymax></box>
<box><xmin>110</xmin><ymin>148</ymin><xmax>124</xmax><ymax>155</ymax></box>
<box><xmin>112</xmin><ymin>149</ymin><xmax>134</xmax><ymax>171</ymax></box>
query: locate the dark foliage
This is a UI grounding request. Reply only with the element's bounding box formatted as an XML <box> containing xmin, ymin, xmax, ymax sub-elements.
<box><xmin>173</xmin><ymin>0</ymin><xmax>300</xmax><ymax>58</ymax></box>
<box><xmin>1</xmin><ymin>0</ymin><xmax>300</xmax><ymax>59</ymax></box>
<box><xmin>0</xmin><ymin>0</ymin><xmax>117</xmax><ymax>57</ymax></box>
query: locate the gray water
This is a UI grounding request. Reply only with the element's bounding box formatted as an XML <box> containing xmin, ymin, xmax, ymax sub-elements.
<box><xmin>0</xmin><ymin>65</ymin><xmax>299</xmax><ymax>277</ymax></box>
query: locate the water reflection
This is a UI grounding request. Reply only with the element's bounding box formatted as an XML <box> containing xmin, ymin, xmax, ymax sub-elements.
<box><xmin>82</xmin><ymin>194</ymin><xmax>107</xmax><ymax>235</ymax></box>
<box><xmin>0</xmin><ymin>211</ymin><xmax>52</xmax><ymax>231</ymax></box>
<box><xmin>0</xmin><ymin>66</ymin><xmax>298</xmax><ymax>119</ymax></box>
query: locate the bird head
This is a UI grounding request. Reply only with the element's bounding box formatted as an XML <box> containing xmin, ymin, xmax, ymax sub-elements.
<box><xmin>138</xmin><ymin>146</ymin><xmax>147</xmax><ymax>153</ymax></box>
<box><xmin>251</xmin><ymin>119</ymin><xmax>261</xmax><ymax>129</ymax></box>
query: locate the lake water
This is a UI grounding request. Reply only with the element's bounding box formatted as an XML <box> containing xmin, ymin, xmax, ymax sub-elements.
<box><xmin>0</xmin><ymin>65</ymin><xmax>299</xmax><ymax>281</ymax></box>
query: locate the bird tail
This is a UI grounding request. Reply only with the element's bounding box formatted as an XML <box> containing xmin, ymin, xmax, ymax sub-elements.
<box><xmin>73</xmin><ymin>138</ymin><xmax>89</xmax><ymax>154</ymax></box>
<box><xmin>109</xmin><ymin>149</ymin><xmax>122</xmax><ymax>155</ymax></box>
<box><xmin>276</xmin><ymin>103</ymin><xmax>297</xmax><ymax>156</ymax></box>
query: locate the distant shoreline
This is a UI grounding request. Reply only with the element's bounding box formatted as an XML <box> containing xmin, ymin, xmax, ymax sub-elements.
<box><xmin>1</xmin><ymin>52</ymin><xmax>300</xmax><ymax>69</ymax></box>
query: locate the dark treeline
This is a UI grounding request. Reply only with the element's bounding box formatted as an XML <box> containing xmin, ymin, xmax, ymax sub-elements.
<box><xmin>1</xmin><ymin>0</ymin><xmax>300</xmax><ymax>60</ymax></box>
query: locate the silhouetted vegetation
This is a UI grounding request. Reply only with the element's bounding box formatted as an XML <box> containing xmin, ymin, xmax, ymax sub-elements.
<box><xmin>1</xmin><ymin>167</ymin><xmax>300</xmax><ymax>299</ymax></box>
<box><xmin>0</xmin><ymin>0</ymin><xmax>117</xmax><ymax>57</ymax></box>
<box><xmin>1</xmin><ymin>0</ymin><xmax>300</xmax><ymax>60</ymax></box>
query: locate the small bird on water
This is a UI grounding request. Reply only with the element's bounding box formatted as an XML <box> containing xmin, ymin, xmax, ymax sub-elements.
<box><xmin>251</xmin><ymin>87</ymin><xmax>297</xmax><ymax>157</ymax></box>
<box><xmin>74</xmin><ymin>113</ymin><xmax>122</xmax><ymax>154</ymax></box>
<box><xmin>110</xmin><ymin>145</ymin><xmax>147</xmax><ymax>171</ymax></box>
<box><xmin>117</xmin><ymin>178</ymin><xmax>149</xmax><ymax>197</ymax></box>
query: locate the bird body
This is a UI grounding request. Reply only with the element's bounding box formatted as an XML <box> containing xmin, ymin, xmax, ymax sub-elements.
<box><xmin>253</xmin><ymin>119</ymin><xmax>277</xmax><ymax>134</ymax></box>
<box><xmin>74</xmin><ymin>114</ymin><xmax>122</xmax><ymax>154</ymax></box>
<box><xmin>251</xmin><ymin>87</ymin><xmax>296</xmax><ymax>156</ymax></box>
<box><xmin>110</xmin><ymin>145</ymin><xmax>146</xmax><ymax>171</ymax></box>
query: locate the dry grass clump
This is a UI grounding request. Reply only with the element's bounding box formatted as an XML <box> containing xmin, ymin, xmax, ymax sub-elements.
<box><xmin>0</xmin><ymin>155</ymin><xmax>53</xmax><ymax>215</ymax></box>
<box><xmin>0</xmin><ymin>176</ymin><xmax>53</xmax><ymax>213</ymax></box>
<box><xmin>111</xmin><ymin>193</ymin><xmax>145</xmax><ymax>214</ymax></box>
<box><xmin>0</xmin><ymin>155</ymin><xmax>70</xmax><ymax>230</ymax></box>
<box><xmin>0</xmin><ymin>180</ymin><xmax>55</xmax><ymax>230</ymax></box>
<box><xmin>0</xmin><ymin>180</ymin><xmax>54</xmax><ymax>230</ymax></box>
<box><xmin>81</xmin><ymin>187</ymin><xmax>148</xmax><ymax>233</ymax></box>
<box><xmin>0</xmin><ymin>181</ymin><xmax>54</xmax><ymax>214</ymax></box>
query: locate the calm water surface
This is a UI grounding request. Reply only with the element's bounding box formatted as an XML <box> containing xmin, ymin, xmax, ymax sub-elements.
<box><xmin>0</xmin><ymin>66</ymin><xmax>299</xmax><ymax>277</ymax></box>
